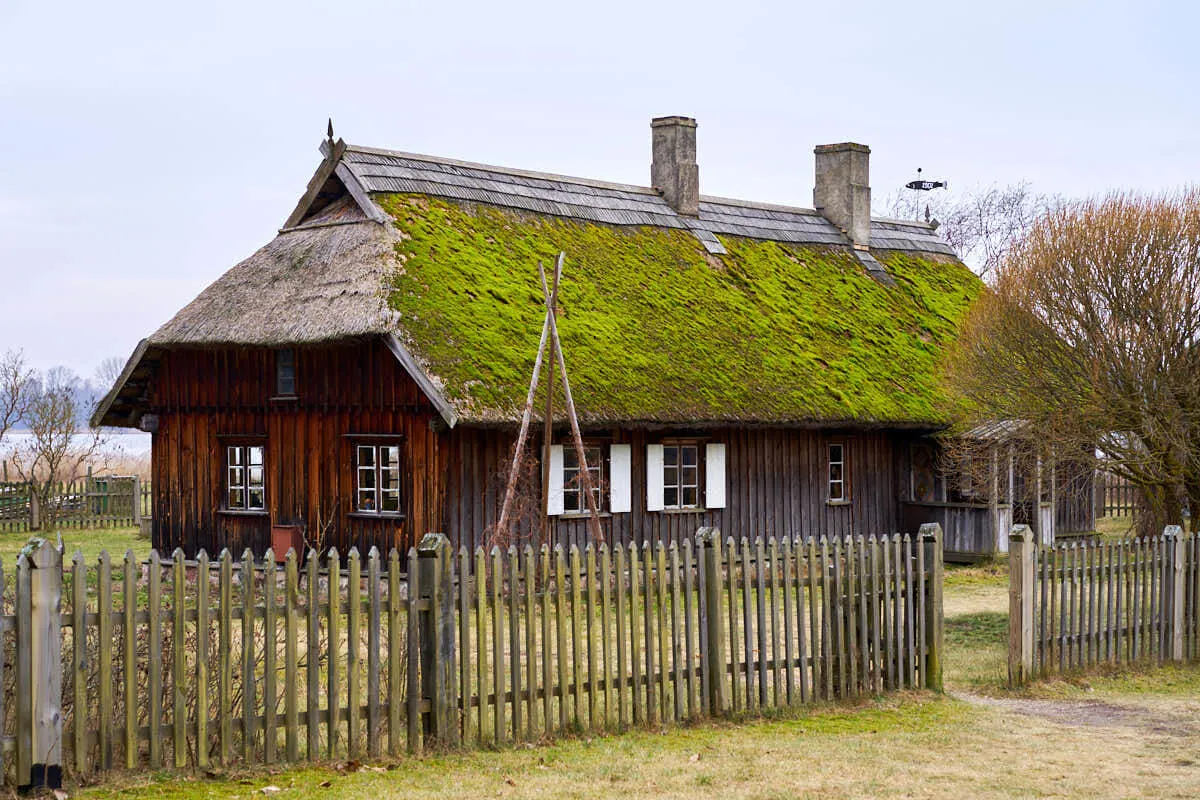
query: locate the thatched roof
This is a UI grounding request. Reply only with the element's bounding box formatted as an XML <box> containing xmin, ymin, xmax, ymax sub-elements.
<box><xmin>95</xmin><ymin>139</ymin><xmax>979</xmax><ymax>430</ymax></box>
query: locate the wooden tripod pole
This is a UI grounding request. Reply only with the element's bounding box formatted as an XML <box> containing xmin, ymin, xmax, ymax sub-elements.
<box><xmin>539</xmin><ymin>255</ymin><xmax>605</xmax><ymax>544</ymax></box>
<box><xmin>539</xmin><ymin>259</ymin><xmax>562</xmax><ymax>542</ymax></box>
<box><xmin>494</xmin><ymin>272</ymin><xmax>554</xmax><ymax>542</ymax></box>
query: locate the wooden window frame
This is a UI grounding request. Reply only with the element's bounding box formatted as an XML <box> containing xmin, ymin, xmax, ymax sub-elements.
<box><xmin>352</xmin><ymin>439</ymin><xmax>405</xmax><ymax>518</ymax></box>
<box><xmin>828</xmin><ymin>441</ymin><xmax>849</xmax><ymax>505</ymax></box>
<box><xmin>562</xmin><ymin>440</ymin><xmax>608</xmax><ymax>517</ymax></box>
<box><xmin>274</xmin><ymin>348</ymin><xmax>297</xmax><ymax>399</ymax></box>
<box><xmin>662</xmin><ymin>439</ymin><xmax>704</xmax><ymax>511</ymax></box>
<box><xmin>223</xmin><ymin>441</ymin><xmax>266</xmax><ymax>513</ymax></box>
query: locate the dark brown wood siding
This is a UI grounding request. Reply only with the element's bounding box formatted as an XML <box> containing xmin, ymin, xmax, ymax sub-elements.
<box><xmin>442</xmin><ymin>427</ymin><xmax>909</xmax><ymax>553</ymax></box>
<box><xmin>148</xmin><ymin>339</ymin><xmax>444</xmax><ymax>557</ymax></box>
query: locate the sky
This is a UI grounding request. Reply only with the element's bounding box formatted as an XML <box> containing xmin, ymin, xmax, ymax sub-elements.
<box><xmin>1</xmin><ymin>0</ymin><xmax>1197</xmax><ymax>380</ymax></box>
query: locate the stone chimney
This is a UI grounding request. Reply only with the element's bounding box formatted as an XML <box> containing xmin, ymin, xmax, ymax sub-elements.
<box><xmin>651</xmin><ymin>116</ymin><xmax>699</xmax><ymax>216</ymax></box>
<box><xmin>813</xmin><ymin>143</ymin><xmax>871</xmax><ymax>248</ymax></box>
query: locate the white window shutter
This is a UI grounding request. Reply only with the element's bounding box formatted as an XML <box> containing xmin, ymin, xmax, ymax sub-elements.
<box><xmin>546</xmin><ymin>445</ymin><xmax>564</xmax><ymax>516</ymax></box>
<box><xmin>646</xmin><ymin>444</ymin><xmax>665</xmax><ymax>512</ymax></box>
<box><xmin>706</xmin><ymin>443</ymin><xmax>727</xmax><ymax>509</ymax></box>
<box><xmin>609</xmin><ymin>444</ymin><xmax>632</xmax><ymax>513</ymax></box>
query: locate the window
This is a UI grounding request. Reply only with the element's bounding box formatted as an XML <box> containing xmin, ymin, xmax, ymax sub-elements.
<box><xmin>563</xmin><ymin>444</ymin><xmax>605</xmax><ymax>514</ymax></box>
<box><xmin>663</xmin><ymin>443</ymin><xmax>700</xmax><ymax>509</ymax></box>
<box><xmin>226</xmin><ymin>445</ymin><xmax>265</xmax><ymax>511</ymax></box>
<box><xmin>828</xmin><ymin>443</ymin><xmax>846</xmax><ymax>502</ymax></box>
<box><xmin>356</xmin><ymin>444</ymin><xmax>402</xmax><ymax>514</ymax></box>
<box><xmin>276</xmin><ymin>348</ymin><xmax>296</xmax><ymax>396</ymax></box>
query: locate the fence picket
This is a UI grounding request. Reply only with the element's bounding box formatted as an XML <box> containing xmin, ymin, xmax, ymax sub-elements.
<box><xmin>242</xmin><ymin>550</ymin><xmax>257</xmax><ymax>762</ymax></box>
<box><xmin>523</xmin><ymin>545</ymin><xmax>537</xmax><ymax>739</ymax></box>
<box><xmin>172</xmin><ymin>552</ymin><xmax>187</xmax><ymax>768</ymax></box>
<box><xmin>586</xmin><ymin>544</ymin><xmax>599</xmax><ymax>731</ymax></box>
<box><xmin>347</xmin><ymin>549</ymin><xmax>361</xmax><ymax>758</ymax></box>
<box><xmin>755</xmin><ymin>536</ymin><xmax>769</xmax><ymax>706</ymax></box>
<box><xmin>149</xmin><ymin>551</ymin><xmax>163</xmax><ymax>768</ymax></box>
<box><xmin>601</xmin><ymin>543</ymin><xmax>615</xmax><ymax>726</ymax></box>
<box><xmin>71</xmin><ymin>551</ymin><xmax>86</xmax><ymax>775</ymax></box>
<box><xmin>490</xmin><ymin>547</ymin><xmax>504</xmax><ymax>745</ymax></box>
<box><xmin>655</xmin><ymin>542</ymin><xmax>668</xmax><ymax>723</ymax></box>
<box><xmin>263</xmin><ymin>550</ymin><xmax>278</xmax><ymax>764</ymax></box>
<box><xmin>285</xmin><ymin>551</ymin><xmax>300</xmax><ymax>763</ymax></box>
<box><xmin>682</xmin><ymin>540</ymin><xmax>696</xmax><ymax>719</ymax></box>
<box><xmin>97</xmin><ymin>551</ymin><xmax>113</xmax><ymax>771</ymax></box>
<box><xmin>367</xmin><ymin>548</ymin><xmax>381</xmax><ymax>758</ymax></box>
<box><xmin>740</xmin><ymin>537</ymin><xmax>755</xmax><ymax>711</ymax></box>
<box><xmin>305</xmin><ymin>551</ymin><xmax>320</xmax><ymax>760</ymax></box>
<box><xmin>506</xmin><ymin>546</ymin><xmax>521</xmax><ymax>742</ymax></box>
<box><xmin>475</xmin><ymin>547</ymin><xmax>488</xmax><ymax>743</ymax></box>
<box><xmin>389</xmin><ymin>548</ymin><xmax>404</xmax><ymax>756</ymax></box>
<box><xmin>540</xmin><ymin>545</ymin><xmax>553</xmax><ymax>733</ymax></box>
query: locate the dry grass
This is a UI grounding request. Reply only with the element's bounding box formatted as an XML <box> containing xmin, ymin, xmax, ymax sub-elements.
<box><xmin>67</xmin><ymin>552</ymin><xmax>1200</xmax><ymax>799</ymax></box>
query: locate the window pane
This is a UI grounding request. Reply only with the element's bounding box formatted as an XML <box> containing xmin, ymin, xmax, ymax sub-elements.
<box><xmin>382</xmin><ymin>491</ymin><xmax>400</xmax><ymax>512</ymax></box>
<box><xmin>358</xmin><ymin>446</ymin><xmax>375</xmax><ymax>468</ymax></box>
<box><xmin>682</xmin><ymin>487</ymin><xmax>698</xmax><ymax>508</ymax></box>
<box><xmin>383</xmin><ymin>446</ymin><xmax>400</xmax><ymax>469</ymax></box>
<box><xmin>829</xmin><ymin>444</ymin><xmax>843</xmax><ymax>463</ymax></box>
<box><xmin>564</xmin><ymin>487</ymin><xmax>580</xmax><ymax>512</ymax></box>
<box><xmin>228</xmin><ymin>488</ymin><xmax>245</xmax><ymax>509</ymax></box>
<box><xmin>248</xmin><ymin>488</ymin><xmax>265</xmax><ymax>510</ymax></box>
<box><xmin>563</xmin><ymin>449</ymin><xmax>580</xmax><ymax>470</ymax></box>
<box><xmin>248</xmin><ymin>446</ymin><xmax>264</xmax><ymax>466</ymax></box>
<box><xmin>682</xmin><ymin>446</ymin><xmax>697</xmax><ymax>466</ymax></box>
<box><xmin>681</xmin><ymin>465</ymin><xmax>698</xmax><ymax>488</ymax></box>
<box><xmin>664</xmin><ymin>487</ymin><xmax>678</xmax><ymax>508</ymax></box>
<box><xmin>358</xmin><ymin>467</ymin><xmax>376</xmax><ymax>489</ymax></box>
<box><xmin>830</xmin><ymin>481</ymin><xmax>844</xmax><ymax>501</ymax></box>
<box><xmin>228</xmin><ymin>446</ymin><xmax>242</xmax><ymax>466</ymax></box>
<box><xmin>663</xmin><ymin>446</ymin><xmax>678</xmax><ymax>466</ymax></box>
<box><xmin>248</xmin><ymin>466</ymin><xmax>264</xmax><ymax>488</ymax></box>
<box><xmin>664</xmin><ymin>465</ymin><xmax>678</xmax><ymax>487</ymax></box>
<box><xmin>228</xmin><ymin>466</ymin><xmax>243</xmax><ymax>488</ymax></box>
<box><xmin>357</xmin><ymin>489</ymin><xmax>376</xmax><ymax>512</ymax></box>
<box><xmin>830</xmin><ymin>464</ymin><xmax>843</xmax><ymax>482</ymax></box>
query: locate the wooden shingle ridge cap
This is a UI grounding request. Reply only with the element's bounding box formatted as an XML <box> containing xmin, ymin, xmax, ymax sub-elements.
<box><xmin>342</xmin><ymin>144</ymin><xmax>664</xmax><ymax>197</ymax></box>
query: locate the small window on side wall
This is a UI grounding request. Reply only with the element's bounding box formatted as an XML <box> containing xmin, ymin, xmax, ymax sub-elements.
<box><xmin>828</xmin><ymin>442</ymin><xmax>847</xmax><ymax>502</ymax></box>
<box><xmin>563</xmin><ymin>443</ymin><xmax>606</xmax><ymax>514</ymax></box>
<box><xmin>276</xmin><ymin>348</ymin><xmax>296</xmax><ymax>397</ymax></box>
<box><xmin>226</xmin><ymin>444</ymin><xmax>265</xmax><ymax>511</ymax></box>
<box><xmin>356</xmin><ymin>443</ymin><xmax>402</xmax><ymax>515</ymax></box>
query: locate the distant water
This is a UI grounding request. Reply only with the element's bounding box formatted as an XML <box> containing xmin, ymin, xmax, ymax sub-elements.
<box><xmin>2</xmin><ymin>430</ymin><xmax>151</xmax><ymax>456</ymax></box>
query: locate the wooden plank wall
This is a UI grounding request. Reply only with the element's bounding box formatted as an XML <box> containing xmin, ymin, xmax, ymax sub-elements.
<box><xmin>442</xmin><ymin>427</ymin><xmax>906</xmax><ymax>553</ymax></box>
<box><xmin>148</xmin><ymin>340</ymin><xmax>444</xmax><ymax>557</ymax></box>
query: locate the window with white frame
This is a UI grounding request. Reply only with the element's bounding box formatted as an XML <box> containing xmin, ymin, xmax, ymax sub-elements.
<box><xmin>226</xmin><ymin>444</ymin><xmax>265</xmax><ymax>511</ymax></box>
<box><xmin>355</xmin><ymin>443</ymin><xmax>402</xmax><ymax>514</ymax></box>
<box><xmin>828</xmin><ymin>442</ymin><xmax>846</xmax><ymax>502</ymax></box>
<box><xmin>663</xmin><ymin>443</ymin><xmax>701</xmax><ymax>509</ymax></box>
<box><xmin>563</xmin><ymin>443</ymin><xmax>605</xmax><ymax>514</ymax></box>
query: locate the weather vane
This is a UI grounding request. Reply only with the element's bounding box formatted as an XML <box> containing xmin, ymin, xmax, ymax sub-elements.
<box><xmin>904</xmin><ymin>168</ymin><xmax>948</xmax><ymax>223</ymax></box>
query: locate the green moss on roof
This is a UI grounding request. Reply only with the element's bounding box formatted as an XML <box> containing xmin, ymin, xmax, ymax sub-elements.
<box><xmin>378</xmin><ymin>194</ymin><xmax>981</xmax><ymax>426</ymax></box>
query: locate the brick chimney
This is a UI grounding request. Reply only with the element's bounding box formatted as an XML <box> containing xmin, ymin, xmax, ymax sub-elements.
<box><xmin>813</xmin><ymin>143</ymin><xmax>871</xmax><ymax>248</ymax></box>
<box><xmin>651</xmin><ymin>116</ymin><xmax>699</xmax><ymax>216</ymax></box>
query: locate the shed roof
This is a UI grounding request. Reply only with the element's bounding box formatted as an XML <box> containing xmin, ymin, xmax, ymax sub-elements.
<box><xmin>94</xmin><ymin>139</ymin><xmax>977</xmax><ymax>430</ymax></box>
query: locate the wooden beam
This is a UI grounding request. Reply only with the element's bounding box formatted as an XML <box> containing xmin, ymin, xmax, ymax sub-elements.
<box><xmin>382</xmin><ymin>335</ymin><xmax>459</xmax><ymax>429</ymax></box>
<box><xmin>282</xmin><ymin>138</ymin><xmax>348</xmax><ymax>230</ymax></box>
<box><xmin>90</xmin><ymin>338</ymin><xmax>152</xmax><ymax>428</ymax></box>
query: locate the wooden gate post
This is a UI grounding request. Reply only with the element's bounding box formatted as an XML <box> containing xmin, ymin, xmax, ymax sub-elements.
<box><xmin>131</xmin><ymin>476</ymin><xmax>143</xmax><ymax>527</ymax></box>
<box><xmin>697</xmin><ymin>527</ymin><xmax>726</xmax><ymax>716</ymax></box>
<box><xmin>28</xmin><ymin>489</ymin><xmax>40</xmax><ymax>532</ymax></box>
<box><xmin>1008</xmin><ymin>525</ymin><xmax>1035</xmax><ymax>687</ymax></box>
<box><xmin>919</xmin><ymin>523</ymin><xmax>944</xmax><ymax>692</ymax></box>
<box><xmin>1163</xmin><ymin>525</ymin><xmax>1185</xmax><ymax>662</ymax></box>
<box><xmin>24</xmin><ymin>537</ymin><xmax>63</xmax><ymax>791</ymax></box>
<box><xmin>417</xmin><ymin>533</ymin><xmax>458</xmax><ymax>746</ymax></box>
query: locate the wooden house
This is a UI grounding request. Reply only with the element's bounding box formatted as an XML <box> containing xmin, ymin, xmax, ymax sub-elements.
<box><xmin>93</xmin><ymin>116</ymin><xmax>1092</xmax><ymax>560</ymax></box>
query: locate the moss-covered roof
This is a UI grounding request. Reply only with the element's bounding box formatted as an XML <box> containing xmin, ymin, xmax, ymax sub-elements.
<box><xmin>380</xmin><ymin>194</ymin><xmax>981</xmax><ymax>427</ymax></box>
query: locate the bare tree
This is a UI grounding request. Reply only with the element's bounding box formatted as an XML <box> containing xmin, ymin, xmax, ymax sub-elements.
<box><xmin>94</xmin><ymin>355</ymin><xmax>125</xmax><ymax>391</ymax></box>
<box><xmin>0</xmin><ymin>349</ymin><xmax>32</xmax><ymax>448</ymax></box>
<box><xmin>945</xmin><ymin>189</ymin><xmax>1200</xmax><ymax>536</ymax></box>
<box><xmin>883</xmin><ymin>182</ymin><xmax>1051</xmax><ymax>280</ymax></box>
<box><xmin>11</xmin><ymin>367</ymin><xmax>107</xmax><ymax>530</ymax></box>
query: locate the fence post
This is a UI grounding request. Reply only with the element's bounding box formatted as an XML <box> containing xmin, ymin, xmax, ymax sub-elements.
<box><xmin>1163</xmin><ymin>525</ymin><xmax>1185</xmax><ymax>662</ymax></box>
<box><xmin>132</xmin><ymin>476</ymin><xmax>143</xmax><ymax>527</ymax></box>
<box><xmin>697</xmin><ymin>527</ymin><xmax>726</xmax><ymax>716</ymax></box>
<box><xmin>24</xmin><ymin>537</ymin><xmax>63</xmax><ymax>791</ymax></box>
<box><xmin>919</xmin><ymin>523</ymin><xmax>944</xmax><ymax>692</ymax></box>
<box><xmin>417</xmin><ymin>533</ymin><xmax>458</xmax><ymax>746</ymax></box>
<box><xmin>1008</xmin><ymin>525</ymin><xmax>1035</xmax><ymax>687</ymax></box>
<box><xmin>29</xmin><ymin>489</ymin><xmax>40</xmax><ymax>532</ymax></box>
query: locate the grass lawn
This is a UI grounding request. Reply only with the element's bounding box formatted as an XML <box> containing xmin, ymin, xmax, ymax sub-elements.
<box><xmin>68</xmin><ymin>550</ymin><xmax>1200</xmax><ymax>800</ymax></box>
<box><xmin>0</xmin><ymin>525</ymin><xmax>151</xmax><ymax>566</ymax></box>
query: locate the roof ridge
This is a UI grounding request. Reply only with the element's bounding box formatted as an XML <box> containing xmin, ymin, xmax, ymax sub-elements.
<box><xmin>343</xmin><ymin>144</ymin><xmax>663</xmax><ymax>197</ymax></box>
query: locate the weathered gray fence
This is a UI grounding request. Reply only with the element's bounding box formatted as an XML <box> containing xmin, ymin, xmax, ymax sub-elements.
<box><xmin>0</xmin><ymin>475</ymin><xmax>150</xmax><ymax>534</ymax></box>
<box><xmin>1096</xmin><ymin>471</ymin><xmax>1137</xmax><ymax>518</ymax></box>
<box><xmin>1008</xmin><ymin>525</ymin><xmax>1199</xmax><ymax>685</ymax></box>
<box><xmin>1</xmin><ymin>525</ymin><xmax>944</xmax><ymax>789</ymax></box>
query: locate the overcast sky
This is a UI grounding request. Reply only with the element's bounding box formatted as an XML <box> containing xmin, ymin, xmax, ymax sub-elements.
<box><xmin>1</xmin><ymin>0</ymin><xmax>1197</xmax><ymax>379</ymax></box>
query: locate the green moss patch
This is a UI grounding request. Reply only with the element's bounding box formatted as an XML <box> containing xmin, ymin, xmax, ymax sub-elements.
<box><xmin>379</xmin><ymin>195</ymin><xmax>981</xmax><ymax>425</ymax></box>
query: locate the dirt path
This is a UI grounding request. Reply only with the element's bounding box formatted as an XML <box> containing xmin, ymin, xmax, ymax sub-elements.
<box><xmin>955</xmin><ymin>690</ymin><xmax>1199</xmax><ymax>738</ymax></box>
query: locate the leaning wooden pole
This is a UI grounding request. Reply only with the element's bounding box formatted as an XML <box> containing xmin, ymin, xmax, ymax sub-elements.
<box><xmin>494</xmin><ymin>285</ymin><xmax>553</xmax><ymax>542</ymax></box>
<box><xmin>539</xmin><ymin>260</ymin><xmax>563</xmax><ymax>544</ymax></box>
<box><xmin>540</xmin><ymin>255</ymin><xmax>605</xmax><ymax>544</ymax></box>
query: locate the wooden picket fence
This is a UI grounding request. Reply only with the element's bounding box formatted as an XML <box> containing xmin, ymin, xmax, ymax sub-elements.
<box><xmin>1008</xmin><ymin>524</ymin><xmax>1200</xmax><ymax>684</ymax></box>
<box><xmin>1096</xmin><ymin>470</ymin><xmax>1137</xmax><ymax>518</ymax></box>
<box><xmin>0</xmin><ymin>475</ymin><xmax>151</xmax><ymax>533</ymax></box>
<box><xmin>0</xmin><ymin>525</ymin><xmax>944</xmax><ymax>790</ymax></box>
